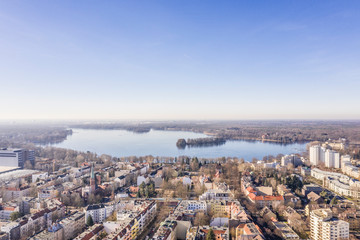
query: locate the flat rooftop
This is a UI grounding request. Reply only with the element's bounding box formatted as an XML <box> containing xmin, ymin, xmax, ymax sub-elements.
<box><xmin>0</xmin><ymin>166</ymin><xmax>20</xmax><ymax>174</ymax></box>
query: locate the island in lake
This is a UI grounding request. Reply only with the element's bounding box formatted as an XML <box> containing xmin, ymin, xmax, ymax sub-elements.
<box><xmin>176</xmin><ymin>137</ymin><xmax>226</xmax><ymax>149</ymax></box>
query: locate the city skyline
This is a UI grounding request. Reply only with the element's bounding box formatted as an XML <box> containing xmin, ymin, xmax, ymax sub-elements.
<box><xmin>1</xmin><ymin>1</ymin><xmax>360</xmax><ymax>120</ymax></box>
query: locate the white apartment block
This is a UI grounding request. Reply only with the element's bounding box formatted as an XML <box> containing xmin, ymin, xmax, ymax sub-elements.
<box><xmin>199</xmin><ymin>189</ymin><xmax>233</xmax><ymax>201</ymax></box>
<box><xmin>185</xmin><ymin>201</ymin><xmax>207</xmax><ymax>211</ymax></box>
<box><xmin>325</xmin><ymin>150</ymin><xmax>335</xmax><ymax>168</ymax></box>
<box><xmin>281</xmin><ymin>154</ymin><xmax>302</xmax><ymax>167</ymax></box>
<box><xmin>310</xmin><ymin>145</ymin><xmax>342</xmax><ymax>169</ymax></box>
<box><xmin>324</xmin><ymin>150</ymin><xmax>340</xmax><ymax>168</ymax></box>
<box><xmin>311</xmin><ymin>168</ymin><xmax>344</xmax><ymax>181</ymax></box>
<box><xmin>85</xmin><ymin>204</ymin><xmax>107</xmax><ymax>223</ymax></box>
<box><xmin>334</xmin><ymin>152</ymin><xmax>341</xmax><ymax>169</ymax></box>
<box><xmin>311</xmin><ymin>168</ymin><xmax>360</xmax><ymax>199</ymax></box>
<box><xmin>310</xmin><ymin>145</ymin><xmax>321</xmax><ymax>165</ymax></box>
<box><xmin>310</xmin><ymin>209</ymin><xmax>349</xmax><ymax>240</ymax></box>
<box><xmin>320</xmin><ymin>147</ymin><xmax>326</xmax><ymax>163</ymax></box>
<box><xmin>341</xmin><ymin>155</ymin><xmax>360</xmax><ymax>179</ymax></box>
<box><xmin>0</xmin><ymin>148</ymin><xmax>35</xmax><ymax>168</ymax></box>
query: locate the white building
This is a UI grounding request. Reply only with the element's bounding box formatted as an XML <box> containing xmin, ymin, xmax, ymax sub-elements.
<box><xmin>311</xmin><ymin>168</ymin><xmax>360</xmax><ymax>198</ymax></box>
<box><xmin>199</xmin><ymin>189</ymin><xmax>233</xmax><ymax>201</ymax></box>
<box><xmin>85</xmin><ymin>204</ymin><xmax>106</xmax><ymax>223</ymax></box>
<box><xmin>185</xmin><ymin>201</ymin><xmax>207</xmax><ymax>211</ymax></box>
<box><xmin>310</xmin><ymin>209</ymin><xmax>349</xmax><ymax>240</ymax></box>
<box><xmin>281</xmin><ymin>154</ymin><xmax>302</xmax><ymax>167</ymax></box>
<box><xmin>320</xmin><ymin>147</ymin><xmax>326</xmax><ymax>163</ymax></box>
<box><xmin>324</xmin><ymin>150</ymin><xmax>340</xmax><ymax>168</ymax></box>
<box><xmin>0</xmin><ymin>148</ymin><xmax>35</xmax><ymax>168</ymax></box>
<box><xmin>137</xmin><ymin>175</ymin><xmax>149</xmax><ymax>186</ymax></box>
<box><xmin>334</xmin><ymin>152</ymin><xmax>341</xmax><ymax>169</ymax></box>
<box><xmin>310</xmin><ymin>145</ymin><xmax>321</xmax><ymax>165</ymax></box>
<box><xmin>341</xmin><ymin>155</ymin><xmax>351</xmax><ymax>168</ymax></box>
<box><xmin>182</xmin><ymin>176</ymin><xmax>192</xmax><ymax>186</ymax></box>
<box><xmin>311</xmin><ymin>168</ymin><xmax>344</xmax><ymax>181</ymax></box>
<box><xmin>325</xmin><ymin>150</ymin><xmax>335</xmax><ymax>168</ymax></box>
<box><xmin>341</xmin><ymin>155</ymin><xmax>360</xmax><ymax>179</ymax></box>
<box><xmin>263</xmin><ymin>161</ymin><xmax>279</xmax><ymax>169</ymax></box>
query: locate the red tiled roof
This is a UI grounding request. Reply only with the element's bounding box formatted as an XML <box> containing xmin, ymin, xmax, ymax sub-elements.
<box><xmin>246</xmin><ymin>187</ymin><xmax>256</xmax><ymax>193</ymax></box>
<box><xmin>4</xmin><ymin>207</ymin><xmax>15</xmax><ymax>211</ymax></box>
<box><xmin>249</xmin><ymin>194</ymin><xmax>284</xmax><ymax>201</ymax></box>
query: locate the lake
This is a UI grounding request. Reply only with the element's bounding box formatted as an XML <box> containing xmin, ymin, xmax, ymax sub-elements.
<box><xmin>51</xmin><ymin>128</ymin><xmax>307</xmax><ymax>161</ymax></box>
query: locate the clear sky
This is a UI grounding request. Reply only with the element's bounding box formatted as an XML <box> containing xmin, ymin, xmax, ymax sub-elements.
<box><xmin>1</xmin><ymin>1</ymin><xmax>359</xmax><ymax>120</ymax></box>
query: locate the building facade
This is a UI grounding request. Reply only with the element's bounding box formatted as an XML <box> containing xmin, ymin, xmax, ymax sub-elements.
<box><xmin>310</xmin><ymin>209</ymin><xmax>349</xmax><ymax>240</ymax></box>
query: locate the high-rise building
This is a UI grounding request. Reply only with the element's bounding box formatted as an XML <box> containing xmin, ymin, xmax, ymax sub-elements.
<box><xmin>310</xmin><ymin>145</ymin><xmax>320</xmax><ymax>165</ymax></box>
<box><xmin>324</xmin><ymin>150</ymin><xmax>341</xmax><ymax>168</ymax></box>
<box><xmin>310</xmin><ymin>209</ymin><xmax>349</xmax><ymax>240</ymax></box>
<box><xmin>281</xmin><ymin>154</ymin><xmax>302</xmax><ymax>167</ymax></box>
<box><xmin>0</xmin><ymin>148</ymin><xmax>35</xmax><ymax>168</ymax></box>
<box><xmin>325</xmin><ymin>150</ymin><xmax>335</xmax><ymax>168</ymax></box>
<box><xmin>320</xmin><ymin>147</ymin><xmax>326</xmax><ymax>163</ymax></box>
<box><xmin>334</xmin><ymin>152</ymin><xmax>340</xmax><ymax>169</ymax></box>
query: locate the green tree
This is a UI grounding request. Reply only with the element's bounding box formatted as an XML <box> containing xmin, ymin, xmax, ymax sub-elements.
<box><xmin>10</xmin><ymin>211</ymin><xmax>21</xmax><ymax>221</ymax></box>
<box><xmin>285</xmin><ymin>175</ymin><xmax>303</xmax><ymax>192</ymax></box>
<box><xmin>330</xmin><ymin>196</ymin><xmax>337</xmax><ymax>205</ymax></box>
<box><xmin>190</xmin><ymin>157</ymin><xmax>200</xmax><ymax>171</ymax></box>
<box><xmin>139</xmin><ymin>182</ymin><xmax>146</xmax><ymax>197</ymax></box>
<box><xmin>206</xmin><ymin>228</ymin><xmax>216</xmax><ymax>240</ymax></box>
<box><xmin>87</xmin><ymin>215</ymin><xmax>94</xmax><ymax>226</ymax></box>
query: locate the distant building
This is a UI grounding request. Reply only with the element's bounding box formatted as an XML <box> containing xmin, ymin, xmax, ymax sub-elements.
<box><xmin>0</xmin><ymin>148</ymin><xmax>35</xmax><ymax>168</ymax></box>
<box><xmin>302</xmin><ymin>184</ymin><xmax>323</xmax><ymax>196</ymax></box>
<box><xmin>272</xmin><ymin>221</ymin><xmax>300</xmax><ymax>240</ymax></box>
<box><xmin>59</xmin><ymin>211</ymin><xmax>85</xmax><ymax>240</ymax></box>
<box><xmin>29</xmin><ymin>223</ymin><xmax>64</xmax><ymax>240</ymax></box>
<box><xmin>187</xmin><ymin>226</ymin><xmax>229</xmax><ymax>240</ymax></box>
<box><xmin>341</xmin><ymin>155</ymin><xmax>360</xmax><ymax>179</ymax></box>
<box><xmin>310</xmin><ymin>209</ymin><xmax>349</xmax><ymax>240</ymax></box>
<box><xmin>338</xmin><ymin>210</ymin><xmax>360</xmax><ymax>231</ymax></box>
<box><xmin>301</xmin><ymin>167</ymin><xmax>311</xmax><ymax>176</ymax></box>
<box><xmin>325</xmin><ymin>150</ymin><xmax>340</xmax><ymax>168</ymax></box>
<box><xmin>310</xmin><ymin>145</ymin><xmax>321</xmax><ymax>166</ymax></box>
<box><xmin>3</xmin><ymin>186</ymin><xmax>31</xmax><ymax>202</ymax></box>
<box><xmin>73</xmin><ymin>224</ymin><xmax>104</xmax><ymax>240</ymax></box>
<box><xmin>85</xmin><ymin>204</ymin><xmax>106</xmax><ymax>223</ymax></box>
<box><xmin>235</xmin><ymin>223</ymin><xmax>264</xmax><ymax>240</ymax></box>
<box><xmin>199</xmin><ymin>189</ymin><xmax>233</xmax><ymax>201</ymax></box>
<box><xmin>281</xmin><ymin>154</ymin><xmax>302</xmax><ymax>167</ymax></box>
<box><xmin>1</xmin><ymin>222</ymin><xmax>20</xmax><ymax>240</ymax></box>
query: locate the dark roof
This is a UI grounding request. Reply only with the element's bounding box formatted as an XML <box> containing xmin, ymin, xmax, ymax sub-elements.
<box><xmin>86</xmin><ymin>204</ymin><xmax>105</xmax><ymax>211</ymax></box>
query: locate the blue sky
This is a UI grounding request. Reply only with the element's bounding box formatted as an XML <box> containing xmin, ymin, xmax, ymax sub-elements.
<box><xmin>0</xmin><ymin>1</ymin><xmax>359</xmax><ymax>120</ymax></box>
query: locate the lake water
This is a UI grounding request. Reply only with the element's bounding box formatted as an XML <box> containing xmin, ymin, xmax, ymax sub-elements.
<box><xmin>51</xmin><ymin>128</ymin><xmax>307</xmax><ymax>161</ymax></box>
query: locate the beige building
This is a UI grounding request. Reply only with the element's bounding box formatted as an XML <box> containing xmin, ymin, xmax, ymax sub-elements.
<box><xmin>59</xmin><ymin>211</ymin><xmax>85</xmax><ymax>240</ymax></box>
<box><xmin>310</xmin><ymin>209</ymin><xmax>349</xmax><ymax>240</ymax></box>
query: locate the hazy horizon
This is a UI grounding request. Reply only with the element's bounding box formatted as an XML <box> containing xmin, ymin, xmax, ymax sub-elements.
<box><xmin>1</xmin><ymin>1</ymin><xmax>360</xmax><ymax>120</ymax></box>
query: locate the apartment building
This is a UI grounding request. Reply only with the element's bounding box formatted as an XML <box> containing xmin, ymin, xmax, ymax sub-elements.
<box><xmin>199</xmin><ymin>189</ymin><xmax>233</xmax><ymax>201</ymax></box>
<box><xmin>310</xmin><ymin>145</ymin><xmax>321</xmax><ymax>165</ymax></box>
<box><xmin>187</xmin><ymin>226</ymin><xmax>229</xmax><ymax>240</ymax></box>
<box><xmin>3</xmin><ymin>186</ymin><xmax>30</xmax><ymax>202</ymax></box>
<box><xmin>235</xmin><ymin>222</ymin><xmax>264</xmax><ymax>240</ymax></box>
<box><xmin>0</xmin><ymin>148</ymin><xmax>35</xmax><ymax>168</ymax></box>
<box><xmin>311</xmin><ymin>168</ymin><xmax>360</xmax><ymax>198</ymax></box>
<box><xmin>310</xmin><ymin>209</ymin><xmax>349</xmax><ymax>240</ymax></box>
<box><xmin>85</xmin><ymin>204</ymin><xmax>106</xmax><ymax>223</ymax></box>
<box><xmin>102</xmin><ymin>200</ymin><xmax>157</xmax><ymax>240</ymax></box>
<box><xmin>59</xmin><ymin>211</ymin><xmax>85</xmax><ymax>240</ymax></box>
<box><xmin>281</xmin><ymin>154</ymin><xmax>302</xmax><ymax>167</ymax></box>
